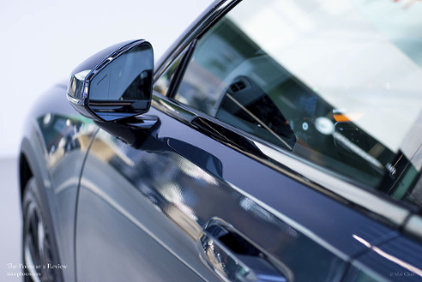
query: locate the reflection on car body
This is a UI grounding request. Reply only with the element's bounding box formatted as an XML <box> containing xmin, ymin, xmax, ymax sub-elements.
<box><xmin>18</xmin><ymin>0</ymin><xmax>422</xmax><ymax>281</ymax></box>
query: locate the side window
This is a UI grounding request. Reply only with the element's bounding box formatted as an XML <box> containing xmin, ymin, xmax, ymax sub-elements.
<box><xmin>170</xmin><ymin>0</ymin><xmax>422</xmax><ymax>207</ymax></box>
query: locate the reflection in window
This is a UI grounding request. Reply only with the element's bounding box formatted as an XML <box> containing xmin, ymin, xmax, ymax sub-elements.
<box><xmin>170</xmin><ymin>0</ymin><xmax>422</xmax><ymax>208</ymax></box>
<box><xmin>153</xmin><ymin>51</ymin><xmax>186</xmax><ymax>96</ymax></box>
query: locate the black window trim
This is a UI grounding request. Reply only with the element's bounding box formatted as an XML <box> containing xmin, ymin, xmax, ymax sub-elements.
<box><xmin>166</xmin><ymin>39</ymin><xmax>198</xmax><ymax>100</ymax></box>
<box><xmin>154</xmin><ymin>0</ymin><xmax>240</xmax><ymax>83</ymax></box>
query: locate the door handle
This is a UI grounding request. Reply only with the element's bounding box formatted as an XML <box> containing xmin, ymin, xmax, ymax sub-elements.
<box><xmin>198</xmin><ymin>219</ymin><xmax>288</xmax><ymax>282</ymax></box>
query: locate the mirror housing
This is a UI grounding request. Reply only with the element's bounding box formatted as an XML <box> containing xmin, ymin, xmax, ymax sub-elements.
<box><xmin>67</xmin><ymin>40</ymin><xmax>153</xmax><ymax>122</ymax></box>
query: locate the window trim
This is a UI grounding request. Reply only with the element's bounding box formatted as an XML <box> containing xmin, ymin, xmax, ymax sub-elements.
<box><xmin>405</xmin><ymin>215</ymin><xmax>422</xmax><ymax>241</ymax></box>
<box><xmin>154</xmin><ymin>0</ymin><xmax>240</xmax><ymax>83</ymax></box>
<box><xmin>167</xmin><ymin>39</ymin><xmax>198</xmax><ymax>100</ymax></box>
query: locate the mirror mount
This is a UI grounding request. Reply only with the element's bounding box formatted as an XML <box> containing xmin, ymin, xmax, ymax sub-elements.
<box><xmin>67</xmin><ymin>39</ymin><xmax>154</xmax><ymax>122</ymax></box>
<box><xmin>95</xmin><ymin>115</ymin><xmax>161</xmax><ymax>148</ymax></box>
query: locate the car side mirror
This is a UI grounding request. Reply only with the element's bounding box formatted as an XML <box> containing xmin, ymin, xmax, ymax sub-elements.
<box><xmin>67</xmin><ymin>40</ymin><xmax>153</xmax><ymax>122</ymax></box>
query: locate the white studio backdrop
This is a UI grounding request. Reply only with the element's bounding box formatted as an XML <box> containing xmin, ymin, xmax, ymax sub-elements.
<box><xmin>0</xmin><ymin>0</ymin><xmax>213</xmax><ymax>158</ymax></box>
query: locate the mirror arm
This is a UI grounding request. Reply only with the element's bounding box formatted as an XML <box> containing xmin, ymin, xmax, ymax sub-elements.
<box><xmin>95</xmin><ymin>115</ymin><xmax>160</xmax><ymax>148</ymax></box>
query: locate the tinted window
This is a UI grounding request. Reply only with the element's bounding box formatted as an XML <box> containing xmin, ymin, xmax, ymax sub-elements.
<box><xmin>170</xmin><ymin>0</ymin><xmax>422</xmax><ymax>208</ymax></box>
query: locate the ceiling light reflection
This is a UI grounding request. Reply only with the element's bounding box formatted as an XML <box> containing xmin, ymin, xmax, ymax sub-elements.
<box><xmin>352</xmin><ymin>234</ymin><xmax>422</xmax><ymax>278</ymax></box>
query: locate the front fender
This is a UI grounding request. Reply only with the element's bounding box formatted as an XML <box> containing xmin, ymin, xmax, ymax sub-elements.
<box><xmin>18</xmin><ymin>81</ymin><xmax>98</xmax><ymax>282</ymax></box>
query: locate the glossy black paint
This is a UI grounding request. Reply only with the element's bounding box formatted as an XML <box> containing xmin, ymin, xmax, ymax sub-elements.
<box><xmin>18</xmin><ymin>0</ymin><xmax>422</xmax><ymax>281</ymax></box>
<box><xmin>67</xmin><ymin>40</ymin><xmax>153</xmax><ymax>122</ymax></box>
<box><xmin>19</xmin><ymin>83</ymin><xmax>97</xmax><ymax>282</ymax></box>
<box><xmin>344</xmin><ymin>235</ymin><xmax>422</xmax><ymax>281</ymax></box>
<box><xmin>76</xmin><ymin>101</ymin><xmax>405</xmax><ymax>281</ymax></box>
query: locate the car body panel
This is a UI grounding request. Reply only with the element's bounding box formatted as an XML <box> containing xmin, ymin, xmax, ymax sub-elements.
<box><xmin>76</xmin><ymin>161</ymin><xmax>207</xmax><ymax>281</ymax></box>
<box><xmin>19</xmin><ymin>82</ymin><xmax>97</xmax><ymax>282</ymax></box>
<box><xmin>344</xmin><ymin>235</ymin><xmax>422</xmax><ymax>281</ymax></box>
<box><xmin>76</xmin><ymin>98</ymin><xmax>405</xmax><ymax>281</ymax></box>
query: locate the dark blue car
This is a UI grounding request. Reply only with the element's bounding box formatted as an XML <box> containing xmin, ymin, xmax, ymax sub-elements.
<box><xmin>18</xmin><ymin>0</ymin><xmax>422</xmax><ymax>281</ymax></box>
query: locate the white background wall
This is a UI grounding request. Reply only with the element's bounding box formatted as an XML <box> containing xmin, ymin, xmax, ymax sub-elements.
<box><xmin>0</xmin><ymin>0</ymin><xmax>213</xmax><ymax>158</ymax></box>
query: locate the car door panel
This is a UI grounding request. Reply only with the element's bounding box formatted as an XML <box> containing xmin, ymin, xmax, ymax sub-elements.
<box><xmin>76</xmin><ymin>169</ymin><xmax>207</xmax><ymax>281</ymax></box>
<box><xmin>343</xmin><ymin>235</ymin><xmax>422</xmax><ymax>281</ymax></box>
<box><xmin>76</xmin><ymin>101</ymin><xmax>401</xmax><ymax>281</ymax></box>
<box><xmin>76</xmin><ymin>129</ymin><xmax>217</xmax><ymax>281</ymax></box>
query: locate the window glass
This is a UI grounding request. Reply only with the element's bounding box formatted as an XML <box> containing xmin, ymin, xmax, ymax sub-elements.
<box><xmin>171</xmin><ymin>0</ymin><xmax>422</xmax><ymax>207</ymax></box>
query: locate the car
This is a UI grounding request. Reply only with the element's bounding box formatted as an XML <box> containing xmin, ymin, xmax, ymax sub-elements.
<box><xmin>18</xmin><ymin>0</ymin><xmax>422</xmax><ymax>281</ymax></box>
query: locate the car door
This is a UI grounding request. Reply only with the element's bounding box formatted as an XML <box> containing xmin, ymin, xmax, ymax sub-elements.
<box><xmin>76</xmin><ymin>0</ymin><xmax>422</xmax><ymax>281</ymax></box>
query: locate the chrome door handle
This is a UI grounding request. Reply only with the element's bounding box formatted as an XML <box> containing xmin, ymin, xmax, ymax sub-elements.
<box><xmin>198</xmin><ymin>220</ymin><xmax>288</xmax><ymax>282</ymax></box>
